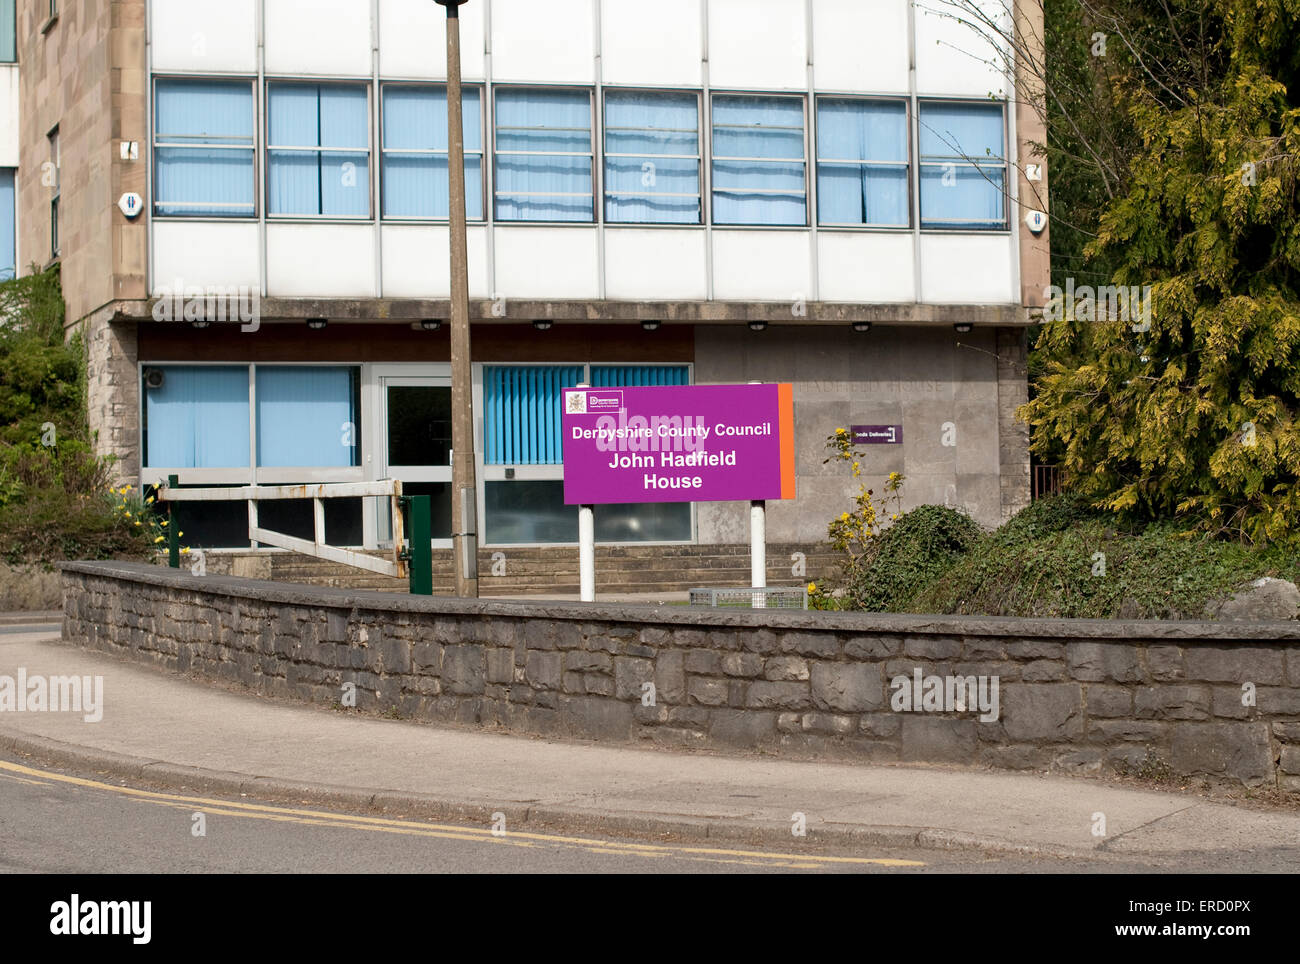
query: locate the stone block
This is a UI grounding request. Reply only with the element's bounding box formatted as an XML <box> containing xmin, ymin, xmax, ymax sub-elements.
<box><xmin>564</xmin><ymin>651</ymin><xmax>611</xmax><ymax>673</ymax></box>
<box><xmin>780</xmin><ymin>632</ymin><xmax>839</xmax><ymax>658</ymax></box>
<box><xmin>859</xmin><ymin>713</ymin><xmax>901</xmax><ymax>738</ymax></box>
<box><xmin>1085</xmin><ymin>684</ymin><xmax>1132</xmax><ymax>718</ymax></box>
<box><xmin>1004</xmin><ymin>639</ymin><xmax>1065</xmax><ymax>660</ymax></box>
<box><xmin>844</xmin><ymin>635</ymin><xmax>902</xmax><ymax>659</ymax></box>
<box><xmin>1001</xmin><ymin>684</ymin><xmax>1083</xmax><ymax>741</ymax></box>
<box><xmin>720</xmin><ymin>652</ymin><xmax>764</xmax><ymax>677</ymax></box>
<box><xmin>1022</xmin><ymin>659</ymin><xmax>1065</xmax><ymax>682</ymax></box>
<box><xmin>764</xmin><ymin>656</ymin><xmax>809</xmax><ymax>681</ymax></box>
<box><xmin>708</xmin><ymin>708</ymin><xmax>777</xmax><ymax>747</ymax></box>
<box><xmin>525</xmin><ymin>651</ymin><xmax>562</xmax><ymax>690</ymax></box>
<box><xmin>745</xmin><ymin>680</ymin><xmax>810</xmax><ymax>709</ymax></box>
<box><xmin>1145</xmin><ymin>645</ymin><xmax>1184</xmax><ymax>681</ymax></box>
<box><xmin>1134</xmin><ymin>685</ymin><xmax>1210</xmax><ymax>721</ymax></box>
<box><xmin>614</xmin><ymin>656</ymin><xmax>654</xmax><ymax>700</ymax></box>
<box><xmin>655</xmin><ymin>650</ymin><xmax>686</xmax><ymax>703</ymax></box>
<box><xmin>441</xmin><ymin>645</ymin><xmax>485</xmax><ymax>695</ymax></box>
<box><xmin>486</xmin><ymin>648</ymin><xmax>514</xmax><ymax>685</ymax></box>
<box><xmin>1184</xmin><ymin>645</ymin><xmax>1284</xmax><ymax>683</ymax></box>
<box><xmin>1067</xmin><ymin>642</ymin><xmax>1141</xmax><ymax>683</ymax></box>
<box><xmin>1170</xmin><ymin>722</ymin><xmax>1273</xmax><ymax>785</ymax></box>
<box><xmin>801</xmin><ymin>712</ymin><xmax>855</xmax><ymax>735</ymax></box>
<box><xmin>687</xmin><ymin>677</ymin><xmax>728</xmax><ymax>706</ymax></box>
<box><xmin>903</xmin><ymin>636</ymin><xmax>962</xmax><ymax>659</ymax></box>
<box><xmin>900</xmin><ymin>715</ymin><xmax>978</xmax><ymax>762</ymax></box>
<box><xmin>810</xmin><ymin>662</ymin><xmax>884</xmax><ymax>712</ymax></box>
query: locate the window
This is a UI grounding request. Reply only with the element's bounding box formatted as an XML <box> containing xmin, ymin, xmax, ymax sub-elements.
<box><xmin>154</xmin><ymin>79</ymin><xmax>256</xmax><ymax>217</ymax></box>
<box><xmin>381</xmin><ymin>85</ymin><xmax>483</xmax><ymax>219</ymax></box>
<box><xmin>816</xmin><ymin>98</ymin><xmax>909</xmax><ymax>227</ymax></box>
<box><xmin>484</xmin><ymin>365</ymin><xmax>583</xmax><ymax>466</ymax></box>
<box><xmin>0</xmin><ymin>169</ymin><xmax>13</xmax><ymax>281</ymax></box>
<box><xmin>711</xmin><ymin>94</ymin><xmax>806</xmax><ymax>226</ymax></box>
<box><xmin>494</xmin><ymin>88</ymin><xmax>593</xmax><ymax>222</ymax></box>
<box><xmin>1</xmin><ymin>0</ymin><xmax>15</xmax><ymax>62</ymax></box>
<box><xmin>47</xmin><ymin>128</ymin><xmax>59</xmax><ymax>258</ymax></box>
<box><xmin>142</xmin><ymin>366</ymin><xmax>251</xmax><ymax>469</ymax></box>
<box><xmin>256</xmin><ymin>367</ymin><xmax>360</xmax><ymax>467</ymax></box>
<box><xmin>603</xmin><ymin>90</ymin><xmax>700</xmax><ymax>224</ymax></box>
<box><xmin>267</xmin><ymin>83</ymin><xmax>370</xmax><ymax>217</ymax></box>
<box><xmin>918</xmin><ymin>101</ymin><xmax>1007</xmax><ymax>230</ymax></box>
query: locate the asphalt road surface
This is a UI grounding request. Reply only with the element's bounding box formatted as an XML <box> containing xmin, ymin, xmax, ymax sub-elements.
<box><xmin>2</xmin><ymin>755</ymin><xmax>1297</xmax><ymax>873</ymax></box>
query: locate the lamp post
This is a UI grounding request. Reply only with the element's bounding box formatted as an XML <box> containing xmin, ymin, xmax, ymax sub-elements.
<box><xmin>434</xmin><ymin>0</ymin><xmax>478</xmax><ymax>597</ymax></box>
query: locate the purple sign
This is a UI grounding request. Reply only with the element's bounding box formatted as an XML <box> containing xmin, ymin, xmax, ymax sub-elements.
<box><xmin>852</xmin><ymin>424</ymin><xmax>903</xmax><ymax>445</ymax></box>
<box><xmin>561</xmin><ymin>384</ymin><xmax>795</xmax><ymax>505</ymax></box>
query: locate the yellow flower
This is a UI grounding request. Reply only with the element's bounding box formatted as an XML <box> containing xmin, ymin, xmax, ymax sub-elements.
<box><xmin>178</xmin><ymin>531</ymin><xmax>184</xmax><ymax>537</ymax></box>
<box><xmin>145</xmin><ymin>496</ymin><xmax>154</xmax><ymax>504</ymax></box>
<box><xmin>807</xmin><ymin>582</ymin><xmax>816</xmax><ymax>593</ymax></box>
<box><xmin>160</xmin><ymin>519</ymin><xmax>168</xmax><ymax>526</ymax></box>
<box><xmin>134</xmin><ymin>521</ymin><xmax>141</xmax><ymax>527</ymax></box>
<box><xmin>153</xmin><ymin>536</ymin><xmax>165</xmax><ymax>543</ymax></box>
<box><xmin>124</xmin><ymin>511</ymin><xmax>131</xmax><ymax>518</ymax></box>
<box><xmin>840</xmin><ymin>512</ymin><xmax>849</xmax><ymax>522</ymax></box>
<box><xmin>181</xmin><ymin>547</ymin><xmax>190</xmax><ymax>555</ymax></box>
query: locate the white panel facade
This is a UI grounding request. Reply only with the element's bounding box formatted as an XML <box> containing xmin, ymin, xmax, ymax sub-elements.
<box><xmin>381</xmin><ymin>223</ymin><xmax>491</xmax><ymax>298</ymax></box>
<box><xmin>914</xmin><ymin>0</ymin><xmax>1009</xmax><ymax>97</ymax></box>
<box><xmin>601</xmin><ymin>0</ymin><xmax>703</xmax><ymax>87</ymax></box>
<box><xmin>494</xmin><ymin>226</ymin><xmax>600</xmax><ymax>299</ymax></box>
<box><xmin>812</xmin><ymin>0</ymin><xmax>908</xmax><ymax>94</ymax></box>
<box><xmin>817</xmin><ymin>232</ymin><xmax>915</xmax><ymax>303</ymax></box>
<box><xmin>0</xmin><ymin>66</ymin><xmax>18</xmax><ymax>167</ymax></box>
<box><xmin>711</xmin><ymin>230</ymin><xmax>811</xmax><ymax>302</ymax></box>
<box><xmin>151</xmin><ymin>0</ymin><xmax>258</xmax><ymax>74</ymax></box>
<box><xmin>491</xmin><ymin>0</ymin><xmax>595</xmax><ymax>84</ymax></box>
<box><xmin>264</xmin><ymin>0</ymin><xmax>373</xmax><ymax>77</ymax></box>
<box><xmin>708</xmin><ymin>0</ymin><xmax>806</xmax><ymax>91</ymax></box>
<box><xmin>151</xmin><ymin>222</ymin><xmax>260</xmax><ymax>295</ymax></box>
<box><xmin>379</xmin><ymin>0</ymin><xmax>487</xmax><ymax>80</ymax></box>
<box><xmin>918</xmin><ymin>234</ymin><xmax>1015</xmax><ymax>303</ymax></box>
<box><xmin>266</xmin><ymin>223</ymin><xmax>377</xmax><ymax>297</ymax></box>
<box><xmin>604</xmin><ymin>229</ymin><xmax>708</xmax><ymax>301</ymax></box>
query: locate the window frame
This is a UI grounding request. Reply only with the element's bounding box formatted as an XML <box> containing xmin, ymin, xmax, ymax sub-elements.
<box><xmin>0</xmin><ymin>0</ymin><xmax>16</xmax><ymax>63</ymax></box>
<box><xmin>47</xmin><ymin>126</ymin><xmax>59</xmax><ymax>259</ymax></box>
<box><xmin>601</xmin><ymin>86</ymin><xmax>703</xmax><ymax>227</ymax></box>
<box><xmin>813</xmin><ymin>93</ymin><xmax>912</xmax><ymax>230</ymax></box>
<box><xmin>378</xmin><ymin>81</ymin><xmax>487</xmax><ymax>223</ymax></box>
<box><xmin>916</xmin><ymin>97</ymin><xmax>1010</xmax><ymax>233</ymax></box>
<box><xmin>491</xmin><ymin>84</ymin><xmax>597</xmax><ymax>225</ymax></box>
<box><xmin>264</xmin><ymin>79</ymin><xmax>374</xmax><ymax>221</ymax></box>
<box><xmin>708</xmin><ymin>90</ymin><xmax>809</xmax><ymax>229</ymax></box>
<box><xmin>152</xmin><ymin>75</ymin><xmax>259</xmax><ymax>220</ymax></box>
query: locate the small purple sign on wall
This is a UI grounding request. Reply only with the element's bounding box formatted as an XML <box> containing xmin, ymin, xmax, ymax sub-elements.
<box><xmin>852</xmin><ymin>424</ymin><xmax>903</xmax><ymax>445</ymax></box>
<box><xmin>561</xmin><ymin>384</ymin><xmax>796</xmax><ymax>505</ymax></box>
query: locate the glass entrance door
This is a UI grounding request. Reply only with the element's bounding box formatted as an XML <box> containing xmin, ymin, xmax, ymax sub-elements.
<box><xmin>377</xmin><ymin>375</ymin><xmax>453</xmax><ymax>544</ymax></box>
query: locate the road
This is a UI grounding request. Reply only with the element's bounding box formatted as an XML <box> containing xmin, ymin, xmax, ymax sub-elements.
<box><xmin>2</xmin><ymin>755</ymin><xmax>1296</xmax><ymax>873</ymax></box>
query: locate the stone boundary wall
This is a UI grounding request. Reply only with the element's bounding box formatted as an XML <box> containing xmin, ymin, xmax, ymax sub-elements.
<box><xmin>60</xmin><ymin>562</ymin><xmax>1300</xmax><ymax>789</ymax></box>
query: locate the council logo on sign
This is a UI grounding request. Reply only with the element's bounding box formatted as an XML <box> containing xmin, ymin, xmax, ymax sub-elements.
<box><xmin>565</xmin><ymin>391</ymin><xmax>587</xmax><ymax>414</ymax></box>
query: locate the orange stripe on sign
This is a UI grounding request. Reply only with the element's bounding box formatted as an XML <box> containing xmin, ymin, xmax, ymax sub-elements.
<box><xmin>778</xmin><ymin>383</ymin><xmax>795</xmax><ymax>500</ymax></box>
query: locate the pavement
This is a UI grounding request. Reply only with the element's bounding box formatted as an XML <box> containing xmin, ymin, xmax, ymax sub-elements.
<box><xmin>3</xmin><ymin>621</ymin><xmax>1299</xmax><ymax>863</ymax></box>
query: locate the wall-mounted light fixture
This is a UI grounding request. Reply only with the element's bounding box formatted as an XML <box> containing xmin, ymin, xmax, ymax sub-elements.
<box><xmin>420</xmin><ymin>318</ymin><xmax>443</xmax><ymax>331</ymax></box>
<box><xmin>532</xmin><ymin>319</ymin><xmax>553</xmax><ymax>331</ymax></box>
<box><xmin>641</xmin><ymin>319</ymin><xmax>661</xmax><ymax>332</ymax></box>
<box><xmin>747</xmin><ymin>320</ymin><xmax>767</xmax><ymax>332</ymax></box>
<box><xmin>191</xmin><ymin>319</ymin><xmax>211</xmax><ymax>330</ymax></box>
<box><xmin>852</xmin><ymin>321</ymin><xmax>872</xmax><ymax>333</ymax></box>
<box><xmin>954</xmin><ymin>322</ymin><xmax>973</xmax><ymax>334</ymax></box>
<box><xmin>306</xmin><ymin>318</ymin><xmax>328</xmax><ymax>330</ymax></box>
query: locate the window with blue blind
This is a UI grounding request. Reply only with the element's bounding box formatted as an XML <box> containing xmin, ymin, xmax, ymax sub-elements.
<box><xmin>711</xmin><ymin>94</ymin><xmax>806</xmax><ymax>226</ymax></box>
<box><xmin>381</xmin><ymin>85</ymin><xmax>483</xmax><ymax>219</ymax></box>
<box><xmin>590</xmin><ymin>365</ymin><xmax>689</xmax><ymax>387</ymax></box>
<box><xmin>268</xmin><ymin>84</ymin><xmax>370</xmax><ymax>218</ymax></box>
<box><xmin>256</xmin><ymin>367</ymin><xmax>360</xmax><ymax>467</ymax></box>
<box><xmin>494</xmin><ymin>88</ymin><xmax>593</xmax><ymax>222</ymax></box>
<box><xmin>153</xmin><ymin>79</ymin><xmax>255</xmax><ymax>217</ymax></box>
<box><xmin>604</xmin><ymin>91</ymin><xmax>700</xmax><ymax>224</ymax></box>
<box><xmin>0</xmin><ymin>169</ymin><xmax>14</xmax><ymax>282</ymax></box>
<box><xmin>483</xmin><ymin>366</ymin><xmax>583</xmax><ymax>465</ymax></box>
<box><xmin>0</xmin><ymin>0</ymin><xmax>15</xmax><ymax>62</ymax></box>
<box><xmin>816</xmin><ymin>98</ymin><xmax>909</xmax><ymax>227</ymax></box>
<box><xmin>918</xmin><ymin>101</ymin><xmax>1006</xmax><ymax>230</ymax></box>
<box><xmin>143</xmin><ymin>367</ymin><xmax>250</xmax><ymax>468</ymax></box>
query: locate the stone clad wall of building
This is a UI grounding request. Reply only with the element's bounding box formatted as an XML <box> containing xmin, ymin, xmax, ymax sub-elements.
<box><xmin>996</xmin><ymin>327</ymin><xmax>1030</xmax><ymax>520</ymax></box>
<box><xmin>62</xmin><ymin>562</ymin><xmax>1300</xmax><ymax>789</ymax></box>
<box><xmin>695</xmin><ymin>324</ymin><xmax>1009</xmax><ymax>540</ymax></box>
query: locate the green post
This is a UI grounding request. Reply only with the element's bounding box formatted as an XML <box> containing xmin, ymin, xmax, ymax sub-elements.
<box><xmin>408</xmin><ymin>494</ymin><xmax>432</xmax><ymax>596</ymax></box>
<box><xmin>167</xmin><ymin>474</ymin><xmax>180</xmax><ymax>569</ymax></box>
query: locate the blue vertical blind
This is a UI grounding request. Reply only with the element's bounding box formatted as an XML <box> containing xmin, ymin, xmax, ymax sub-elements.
<box><xmin>484</xmin><ymin>366</ymin><xmax>583</xmax><ymax>465</ymax></box>
<box><xmin>816</xmin><ymin>99</ymin><xmax>909</xmax><ymax>226</ymax></box>
<box><xmin>494</xmin><ymin>89</ymin><xmax>593</xmax><ymax>221</ymax></box>
<box><xmin>154</xmin><ymin>79</ymin><xmax>255</xmax><ymax>217</ymax></box>
<box><xmin>144</xmin><ymin>367</ymin><xmax>250</xmax><ymax>468</ymax></box>
<box><xmin>381</xmin><ymin>85</ymin><xmax>483</xmax><ymax>219</ymax></box>
<box><xmin>0</xmin><ymin>169</ymin><xmax>13</xmax><ymax>281</ymax></box>
<box><xmin>268</xmin><ymin>84</ymin><xmax>370</xmax><ymax>217</ymax></box>
<box><xmin>0</xmin><ymin>0</ymin><xmax>15</xmax><ymax>62</ymax></box>
<box><xmin>256</xmin><ymin>367</ymin><xmax>358</xmax><ymax>467</ymax></box>
<box><xmin>604</xmin><ymin>91</ymin><xmax>700</xmax><ymax>224</ymax></box>
<box><xmin>918</xmin><ymin>102</ymin><xmax>1005</xmax><ymax>229</ymax></box>
<box><xmin>590</xmin><ymin>365</ymin><xmax>689</xmax><ymax>387</ymax></box>
<box><xmin>711</xmin><ymin>95</ymin><xmax>806</xmax><ymax>225</ymax></box>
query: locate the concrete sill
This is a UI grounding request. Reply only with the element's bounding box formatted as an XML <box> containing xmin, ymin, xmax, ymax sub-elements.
<box><xmin>40</xmin><ymin>15</ymin><xmax>58</xmax><ymax>35</ymax></box>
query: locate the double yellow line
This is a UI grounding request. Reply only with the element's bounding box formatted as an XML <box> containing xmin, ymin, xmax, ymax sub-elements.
<box><xmin>0</xmin><ymin>759</ymin><xmax>923</xmax><ymax>870</ymax></box>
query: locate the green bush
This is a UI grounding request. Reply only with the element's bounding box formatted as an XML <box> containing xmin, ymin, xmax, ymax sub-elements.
<box><xmin>847</xmin><ymin>505</ymin><xmax>983</xmax><ymax>612</ymax></box>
